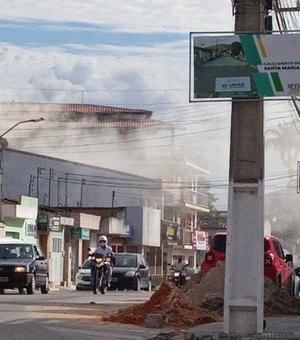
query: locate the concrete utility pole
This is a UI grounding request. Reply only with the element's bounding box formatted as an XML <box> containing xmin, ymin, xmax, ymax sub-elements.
<box><xmin>224</xmin><ymin>0</ymin><xmax>266</xmax><ymax>335</ymax></box>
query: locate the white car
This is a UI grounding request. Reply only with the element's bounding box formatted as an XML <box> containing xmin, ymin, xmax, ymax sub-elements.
<box><xmin>75</xmin><ymin>258</ymin><xmax>92</xmax><ymax>290</ymax></box>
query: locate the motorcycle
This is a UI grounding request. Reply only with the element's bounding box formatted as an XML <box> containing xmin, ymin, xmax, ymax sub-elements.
<box><xmin>168</xmin><ymin>265</ymin><xmax>188</xmax><ymax>287</ymax></box>
<box><xmin>91</xmin><ymin>253</ymin><xmax>111</xmax><ymax>295</ymax></box>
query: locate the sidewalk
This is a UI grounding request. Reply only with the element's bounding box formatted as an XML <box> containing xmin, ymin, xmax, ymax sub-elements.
<box><xmin>176</xmin><ymin>316</ymin><xmax>300</xmax><ymax>339</ymax></box>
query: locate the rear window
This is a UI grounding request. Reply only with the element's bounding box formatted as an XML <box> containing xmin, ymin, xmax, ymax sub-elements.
<box><xmin>212</xmin><ymin>235</ymin><xmax>226</xmax><ymax>252</ymax></box>
<box><xmin>115</xmin><ymin>255</ymin><xmax>137</xmax><ymax>267</ymax></box>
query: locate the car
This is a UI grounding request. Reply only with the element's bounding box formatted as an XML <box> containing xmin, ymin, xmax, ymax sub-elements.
<box><xmin>75</xmin><ymin>258</ymin><xmax>92</xmax><ymax>290</ymax></box>
<box><xmin>75</xmin><ymin>252</ymin><xmax>152</xmax><ymax>291</ymax></box>
<box><xmin>200</xmin><ymin>232</ymin><xmax>297</xmax><ymax>295</ymax></box>
<box><xmin>111</xmin><ymin>253</ymin><xmax>151</xmax><ymax>291</ymax></box>
<box><xmin>0</xmin><ymin>239</ymin><xmax>49</xmax><ymax>294</ymax></box>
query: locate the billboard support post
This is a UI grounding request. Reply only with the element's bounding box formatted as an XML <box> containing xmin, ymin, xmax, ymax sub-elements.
<box><xmin>223</xmin><ymin>0</ymin><xmax>266</xmax><ymax>334</ymax></box>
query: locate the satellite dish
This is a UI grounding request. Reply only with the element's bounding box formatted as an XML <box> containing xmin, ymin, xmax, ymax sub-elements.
<box><xmin>0</xmin><ymin>137</ymin><xmax>8</xmax><ymax>149</ymax></box>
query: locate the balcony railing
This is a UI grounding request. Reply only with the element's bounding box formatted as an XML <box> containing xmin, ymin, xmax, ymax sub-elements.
<box><xmin>183</xmin><ymin>189</ymin><xmax>209</xmax><ymax>210</ymax></box>
<box><xmin>163</xmin><ymin>185</ymin><xmax>209</xmax><ymax>211</ymax></box>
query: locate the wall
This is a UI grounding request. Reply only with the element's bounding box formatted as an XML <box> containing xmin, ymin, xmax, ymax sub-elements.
<box><xmin>2</xmin><ymin>148</ymin><xmax>162</xmax><ymax>210</ymax></box>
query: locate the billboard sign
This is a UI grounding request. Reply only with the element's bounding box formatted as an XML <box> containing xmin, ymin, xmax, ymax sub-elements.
<box><xmin>190</xmin><ymin>32</ymin><xmax>300</xmax><ymax>101</ymax></box>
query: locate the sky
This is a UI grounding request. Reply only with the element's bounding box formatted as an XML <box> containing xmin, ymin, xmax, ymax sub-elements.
<box><xmin>0</xmin><ymin>0</ymin><xmax>299</xmax><ymax>211</ymax></box>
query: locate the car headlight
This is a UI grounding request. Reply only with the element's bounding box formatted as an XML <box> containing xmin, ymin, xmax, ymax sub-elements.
<box><xmin>15</xmin><ymin>266</ymin><xmax>28</xmax><ymax>273</ymax></box>
<box><xmin>124</xmin><ymin>271</ymin><xmax>136</xmax><ymax>277</ymax></box>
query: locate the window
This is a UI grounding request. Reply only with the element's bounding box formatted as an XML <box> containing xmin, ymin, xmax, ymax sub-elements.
<box><xmin>212</xmin><ymin>235</ymin><xmax>226</xmax><ymax>252</ymax></box>
<box><xmin>273</xmin><ymin>240</ymin><xmax>284</xmax><ymax>260</ymax></box>
<box><xmin>26</xmin><ymin>223</ymin><xmax>37</xmax><ymax>236</ymax></box>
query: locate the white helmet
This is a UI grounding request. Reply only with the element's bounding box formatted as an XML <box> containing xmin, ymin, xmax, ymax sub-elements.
<box><xmin>98</xmin><ymin>235</ymin><xmax>108</xmax><ymax>244</ymax></box>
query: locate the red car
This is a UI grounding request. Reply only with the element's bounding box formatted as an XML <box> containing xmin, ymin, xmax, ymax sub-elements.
<box><xmin>200</xmin><ymin>232</ymin><xmax>295</xmax><ymax>292</ymax></box>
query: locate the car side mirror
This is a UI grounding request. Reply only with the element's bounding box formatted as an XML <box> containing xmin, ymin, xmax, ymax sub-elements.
<box><xmin>37</xmin><ymin>255</ymin><xmax>46</xmax><ymax>261</ymax></box>
<box><xmin>139</xmin><ymin>264</ymin><xmax>146</xmax><ymax>269</ymax></box>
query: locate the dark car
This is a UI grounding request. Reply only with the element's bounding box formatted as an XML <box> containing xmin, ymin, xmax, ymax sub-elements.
<box><xmin>111</xmin><ymin>253</ymin><xmax>151</xmax><ymax>291</ymax></box>
<box><xmin>0</xmin><ymin>239</ymin><xmax>49</xmax><ymax>294</ymax></box>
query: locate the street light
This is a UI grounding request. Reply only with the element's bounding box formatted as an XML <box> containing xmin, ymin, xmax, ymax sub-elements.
<box><xmin>0</xmin><ymin>117</ymin><xmax>44</xmax><ymax>138</ymax></box>
<box><xmin>0</xmin><ymin>117</ymin><xmax>45</xmax><ymax>224</ymax></box>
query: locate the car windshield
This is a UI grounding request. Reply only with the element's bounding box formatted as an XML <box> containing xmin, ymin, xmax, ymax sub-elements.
<box><xmin>82</xmin><ymin>259</ymin><xmax>91</xmax><ymax>269</ymax></box>
<box><xmin>0</xmin><ymin>244</ymin><xmax>33</xmax><ymax>259</ymax></box>
<box><xmin>212</xmin><ymin>235</ymin><xmax>226</xmax><ymax>252</ymax></box>
<box><xmin>115</xmin><ymin>255</ymin><xmax>137</xmax><ymax>267</ymax></box>
<box><xmin>264</xmin><ymin>239</ymin><xmax>270</xmax><ymax>252</ymax></box>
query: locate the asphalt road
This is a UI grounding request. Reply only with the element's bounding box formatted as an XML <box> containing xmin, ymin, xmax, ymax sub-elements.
<box><xmin>0</xmin><ymin>288</ymin><xmax>178</xmax><ymax>340</ymax></box>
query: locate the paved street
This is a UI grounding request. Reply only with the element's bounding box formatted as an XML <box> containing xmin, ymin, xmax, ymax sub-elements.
<box><xmin>0</xmin><ymin>288</ymin><xmax>178</xmax><ymax>340</ymax></box>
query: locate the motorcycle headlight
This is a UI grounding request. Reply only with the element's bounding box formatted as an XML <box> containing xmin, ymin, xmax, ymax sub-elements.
<box><xmin>124</xmin><ymin>271</ymin><xmax>136</xmax><ymax>277</ymax></box>
<box><xmin>15</xmin><ymin>266</ymin><xmax>28</xmax><ymax>273</ymax></box>
<box><xmin>95</xmin><ymin>258</ymin><xmax>102</xmax><ymax>263</ymax></box>
<box><xmin>174</xmin><ymin>272</ymin><xmax>180</xmax><ymax>277</ymax></box>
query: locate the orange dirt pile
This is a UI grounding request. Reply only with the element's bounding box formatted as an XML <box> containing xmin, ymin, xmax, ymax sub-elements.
<box><xmin>104</xmin><ymin>281</ymin><xmax>221</xmax><ymax>329</ymax></box>
<box><xmin>105</xmin><ymin>262</ymin><xmax>300</xmax><ymax>329</ymax></box>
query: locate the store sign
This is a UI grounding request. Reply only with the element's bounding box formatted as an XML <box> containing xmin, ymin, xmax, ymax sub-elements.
<box><xmin>37</xmin><ymin>215</ymin><xmax>48</xmax><ymax>231</ymax></box>
<box><xmin>190</xmin><ymin>32</ymin><xmax>300</xmax><ymax>100</ymax></box>
<box><xmin>81</xmin><ymin>228</ymin><xmax>90</xmax><ymax>240</ymax></box>
<box><xmin>71</xmin><ymin>227</ymin><xmax>90</xmax><ymax>240</ymax></box>
<box><xmin>161</xmin><ymin>221</ymin><xmax>180</xmax><ymax>245</ymax></box>
<box><xmin>193</xmin><ymin>230</ymin><xmax>207</xmax><ymax>250</ymax></box>
<box><xmin>49</xmin><ymin>216</ymin><xmax>61</xmax><ymax>232</ymax></box>
<box><xmin>60</xmin><ymin>216</ymin><xmax>74</xmax><ymax>226</ymax></box>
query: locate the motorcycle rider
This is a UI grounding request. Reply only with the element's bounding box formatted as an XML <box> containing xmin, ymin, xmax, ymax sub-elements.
<box><xmin>170</xmin><ymin>256</ymin><xmax>188</xmax><ymax>285</ymax></box>
<box><xmin>92</xmin><ymin>235</ymin><xmax>114</xmax><ymax>287</ymax></box>
<box><xmin>171</xmin><ymin>256</ymin><xmax>186</xmax><ymax>271</ymax></box>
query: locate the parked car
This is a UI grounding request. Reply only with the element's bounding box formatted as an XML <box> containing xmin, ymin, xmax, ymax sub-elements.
<box><xmin>75</xmin><ymin>252</ymin><xmax>152</xmax><ymax>291</ymax></box>
<box><xmin>75</xmin><ymin>257</ymin><xmax>92</xmax><ymax>290</ymax></box>
<box><xmin>200</xmin><ymin>232</ymin><xmax>298</xmax><ymax>295</ymax></box>
<box><xmin>0</xmin><ymin>238</ymin><xmax>49</xmax><ymax>294</ymax></box>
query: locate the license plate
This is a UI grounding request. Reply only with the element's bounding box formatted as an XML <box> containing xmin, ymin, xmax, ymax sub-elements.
<box><xmin>0</xmin><ymin>276</ymin><xmax>9</xmax><ymax>282</ymax></box>
<box><xmin>111</xmin><ymin>277</ymin><xmax>118</xmax><ymax>282</ymax></box>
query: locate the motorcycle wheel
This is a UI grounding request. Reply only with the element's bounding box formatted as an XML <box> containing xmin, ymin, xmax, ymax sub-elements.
<box><xmin>99</xmin><ymin>272</ymin><xmax>107</xmax><ymax>295</ymax></box>
<box><xmin>93</xmin><ymin>271</ymin><xmax>99</xmax><ymax>295</ymax></box>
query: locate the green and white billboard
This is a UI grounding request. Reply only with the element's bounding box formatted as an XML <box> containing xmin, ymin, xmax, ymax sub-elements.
<box><xmin>190</xmin><ymin>32</ymin><xmax>300</xmax><ymax>101</ymax></box>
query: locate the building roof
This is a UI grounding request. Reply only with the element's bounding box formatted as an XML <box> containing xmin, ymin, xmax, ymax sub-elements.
<box><xmin>0</xmin><ymin>102</ymin><xmax>176</xmax><ymax>128</ymax></box>
<box><xmin>0</xmin><ymin>102</ymin><xmax>152</xmax><ymax>115</ymax></box>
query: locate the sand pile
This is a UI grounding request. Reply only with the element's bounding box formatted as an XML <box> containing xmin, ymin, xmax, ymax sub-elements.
<box><xmin>104</xmin><ymin>281</ymin><xmax>221</xmax><ymax>329</ymax></box>
<box><xmin>183</xmin><ymin>262</ymin><xmax>300</xmax><ymax>316</ymax></box>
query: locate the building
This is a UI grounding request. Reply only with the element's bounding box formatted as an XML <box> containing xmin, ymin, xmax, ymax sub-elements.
<box><xmin>0</xmin><ymin>148</ymin><xmax>162</xmax><ymax>287</ymax></box>
<box><xmin>0</xmin><ymin>102</ymin><xmax>211</xmax><ymax>285</ymax></box>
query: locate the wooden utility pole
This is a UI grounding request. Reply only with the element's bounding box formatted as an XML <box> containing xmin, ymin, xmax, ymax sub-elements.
<box><xmin>224</xmin><ymin>0</ymin><xmax>266</xmax><ymax>334</ymax></box>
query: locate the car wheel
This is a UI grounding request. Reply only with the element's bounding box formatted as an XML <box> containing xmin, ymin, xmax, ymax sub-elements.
<box><xmin>76</xmin><ymin>285</ymin><xmax>81</xmax><ymax>291</ymax></box>
<box><xmin>133</xmin><ymin>277</ymin><xmax>141</xmax><ymax>291</ymax></box>
<box><xmin>146</xmin><ymin>279</ymin><xmax>152</xmax><ymax>291</ymax></box>
<box><xmin>41</xmin><ymin>276</ymin><xmax>49</xmax><ymax>294</ymax></box>
<box><xmin>27</xmin><ymin>275</ymin><xmax>36</xmax><ymax>294</ymax></box>
<box><xmin>18</xmin><ymin>288</ymin><xmax>26</xmax><ymax>294</ymax></box>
